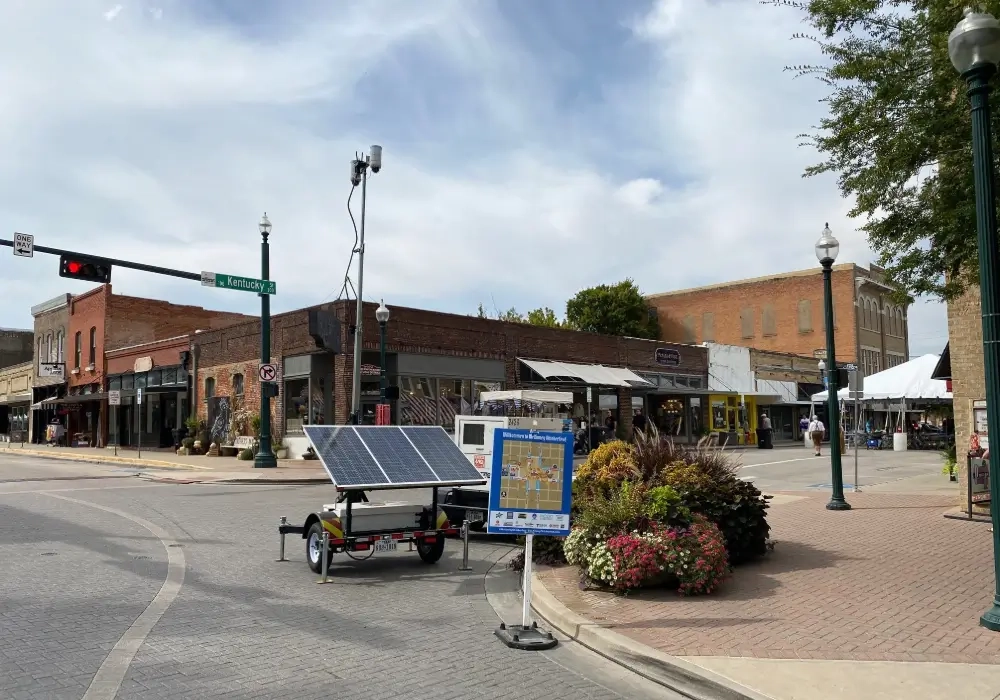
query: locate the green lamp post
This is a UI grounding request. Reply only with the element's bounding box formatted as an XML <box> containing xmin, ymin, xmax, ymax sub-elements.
<box><xmin>254</xmin><ymin>213</ymin><xmax>277</xmax><ymax>469</ymax></box>
<box><xmin>816</xmin><ymin>223</ymin><xmax>850</xmax><ymax>511</ymax></box>
<box><xmin>949</xmin><ymin>6</ymin><xmax>1000</xmax><ymax>631</ymax></box>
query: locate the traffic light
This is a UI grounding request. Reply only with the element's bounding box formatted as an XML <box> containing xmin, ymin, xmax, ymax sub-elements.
<box><xmin>59</xmin><ymin>255</ymin><xmax>111</xmax><ymax>283</ymax></box>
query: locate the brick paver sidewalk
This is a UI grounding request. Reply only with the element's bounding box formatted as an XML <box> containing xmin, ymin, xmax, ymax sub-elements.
<box><xmin>539</xmin><ymin>491</ymin><xmax>1000</xmax><ymax>663</ymax></box>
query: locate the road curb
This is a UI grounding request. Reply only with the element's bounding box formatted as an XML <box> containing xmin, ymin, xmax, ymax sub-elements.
<box><xmin>134</xmin><ymin>473</ymin><xmax>329</xmax><ymax>485</ymax></box>
<box><xmin>530</xmin><ymin>573</ymin><xmax>775</xmax><ymax>700</ymax></box>
<box><xmin>1</xmin><ymin>446</ymin><xmax>211</xmax><ymax>471</ymax></box>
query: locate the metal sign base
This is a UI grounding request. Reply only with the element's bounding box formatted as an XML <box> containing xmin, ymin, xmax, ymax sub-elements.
<box><xmin>494</xmin><ymin>622</ymin><xmax>557</xmax><ymax>650</ymax></box>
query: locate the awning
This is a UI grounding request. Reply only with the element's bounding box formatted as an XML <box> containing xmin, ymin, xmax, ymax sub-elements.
<box><xmin>481</xmin><ymin>390</ymin><xmax>574</xmax><ymax>404</ymax></box>
<box><xmin>0</xmin><ymin>392</ymin><xmax>32</xmax><ymax>406</ymax></box>
<box><xmin>931</xmin><ymin>343</ymin><xmax>951</xmax><ymax>381</ymax></box>
<box><xmin>518</xmin><ymin>359</ymin><xmax>653</xmax><ymax>387</ymax></box>
<box><xmin>31</xmin><ymin>396</ymin><xmax>62</xmax><ymax>410</ymax></box>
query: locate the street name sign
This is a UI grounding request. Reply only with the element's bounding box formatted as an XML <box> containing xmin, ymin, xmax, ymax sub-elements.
<box><xmin>137</xmin><ymin>388</ymin><xmax>143</xmax><ymax>405</ymax></box>
<box><xmin>258</xmin><ymin>363</ymin><xmax>278</xmax><ymax>382</ymax></box>
<box><xmin>201</xmin><ymin>271</ymin><xmax>276</xmax><ymax>296</ymax></box>
<box><xmin>13</xmin><ymin>232</ymin><xmax>33</xmax><ymax>257</ymax></box>
<box><xmin>108</xmin><ymin>390</ymin><xmax>121</xmax><ymax>406</ymax></box>
<box><xmin>842</xmin><ymin>363</ymin><xmax>858</xmax><ymax>371</ymax></box>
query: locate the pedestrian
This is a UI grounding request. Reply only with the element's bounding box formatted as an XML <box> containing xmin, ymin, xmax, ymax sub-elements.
<box><xmin>808</xmin><ymin>415</ymin><xmax>825</xmax><ymax>457</ymax></box>
<box><xmin>758</xmin><ymin>412</ymin><xmax>773</xmax><ymax>449</ymax></box>
<box><xmin>799</xmin><ymin>415</ymin><xmax>809</xmax><ymax>444</ymax></box>
<box><xmin>632</xmin><ymin>409</ymin><xmax>647</xmax><ymax>434</ymax></box>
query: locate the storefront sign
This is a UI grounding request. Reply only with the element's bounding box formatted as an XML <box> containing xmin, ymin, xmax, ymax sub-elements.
<box><xmin>39</xmin><ymin>363</ymin><xmax>64</xmax><ymax>378</ymax></box>
<box><xmin>655</xmin><ymin>348</ymin><xmax>681</xmax><ymax>367</ymax></box>
<box><xmin>134</xmin><ymin>357</ymin><xmax>153</xmax><ymax>373</ymax></box>
<box><xmin>975</xmin><ymin>400</ymin><xmax>989</xmax><ymax>451</ymax></box>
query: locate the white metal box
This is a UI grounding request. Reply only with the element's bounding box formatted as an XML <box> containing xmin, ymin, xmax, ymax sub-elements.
<box><xmin>325</xmin><ymin>501</ymin><xmax>422</xmax><ymax>533</ymax></box>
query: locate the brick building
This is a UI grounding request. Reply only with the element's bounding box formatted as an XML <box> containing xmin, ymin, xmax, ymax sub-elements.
<box><xmin>647</xmin><ymin>263</ymin><xmax>911</xmax><ymax>377</ymax></box>
<box><xmin>59</xmin><ymin>284</ymin><xmax>250</xmax><ymax>447</ymax></box>
<box><xmin>942</xmin><ymin>285</ymin><xmax>984</xmax><ymax>506</ymax></box>
<box><xmin>29</xmin><ymin>293</ymin><xmax>71</xmax><ymax>443</ymax></box>
<box><xmin>192</xmin><ymin>300</ymin><xmax>707</xmax><ymax>457</ymax></box>
<box><xmin>0</xmin><ymin>328</ymin><xmax>34</xmax><ymax>370</ymax></box>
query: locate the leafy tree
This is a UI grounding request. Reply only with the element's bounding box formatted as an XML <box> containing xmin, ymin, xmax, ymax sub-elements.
<box><xmin>475</xmin><ymin>303</ymin><xmax>563</xmax><ymax>326</ymax></box>
<box><xmin>565</xmin><ymin>279</ymin><xmax>660</xmax><ymax>339</ymax></box>
<box><xmin>771</xmin><ymin>0</ymin><xmax>992</xmax><ymax>300</ymax></box>
<box><xmin>526</xmin><ymin>307</ymin><xmax>562</xmax><ymax>327</ymax></box>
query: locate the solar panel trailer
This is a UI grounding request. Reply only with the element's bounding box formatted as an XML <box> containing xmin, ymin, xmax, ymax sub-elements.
<box><xmin>280</xmin><ymin>425</ymin><xmax>486</xmax><ymax>574</ymax></box>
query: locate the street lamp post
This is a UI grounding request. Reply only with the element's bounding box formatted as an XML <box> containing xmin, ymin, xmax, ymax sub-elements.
<box><xmin>816</xmin><ymin>223</ymin><xmax>850</xmax><ymax>511</ymax></box>
<box><xmin>949</xmin><ymin>7</ymin><xmax>1000</xmax><ymax>631</ymax></box>
<box><xmin>254</xmin><ymin>213</ymin><xmax>277</xmax><ymax>468</ymax></box>
<box><xmin>376</xmin><ymin>300</ymin><xmax>390</xmax><ymax>402</ymax></box>
<box><xmin>349</xmin><ymin>145</ymin><xmax>383</xmax><ymax>424</ymax></box>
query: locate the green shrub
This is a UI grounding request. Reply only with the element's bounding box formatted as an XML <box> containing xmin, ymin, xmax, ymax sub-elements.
<box><xmin>237</xmin><ymin>448</ymin><xmax>254</xmax><ymax>460</ymax></box>
<box><xmin>662</xmin><ymin>467</ymin><xmax>771</xmax><ymax>565</ymax></box>
<box><xmin>644</xmin><ymin>485</ymin><xmax>690</xmax><ymax>525</ymax></box>
<box><xmin>181</xmin><ymin>437</ymin><xmax>195</xmax><ymax>450</ymax></box>
<box><xmin>576</xmin><ymin>480</ymin><xmax>649</xmax><ymax>536</ymax></box>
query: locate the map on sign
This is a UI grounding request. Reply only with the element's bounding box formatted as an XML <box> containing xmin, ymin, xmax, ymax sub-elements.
<box><xmin>13</xmin><ymin>232</ymin><xmax>33</xmax><ymax>257</ymax></box>
<box><xmin>487</xmin><ymin>429</ymin><xmax>573</xmax><ymax>537</ymax></box>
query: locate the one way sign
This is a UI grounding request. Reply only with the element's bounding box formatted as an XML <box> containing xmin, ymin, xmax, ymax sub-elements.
<box><xmin>12</xmin><ymin>232</ymin><xmax>33</xmax><ymax>258</ymax></box>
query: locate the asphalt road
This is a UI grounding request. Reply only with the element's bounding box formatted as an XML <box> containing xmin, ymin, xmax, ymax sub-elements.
<box><xmin>0</xmin><ymin>453</ymin><xmax>686</xmax><ymax>700</ymax></box>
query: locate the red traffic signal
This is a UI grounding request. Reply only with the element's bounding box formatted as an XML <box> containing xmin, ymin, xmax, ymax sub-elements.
<box><xmin>59</xmin><ymin>255</ymin><xmax>111</xmax><ymax>283</ymax></box>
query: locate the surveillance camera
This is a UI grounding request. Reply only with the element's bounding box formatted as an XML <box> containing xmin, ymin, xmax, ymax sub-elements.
<box><xmin>350</xmin><ymin>159</ymin><xmax>362</xmax><ymax>186</ymax></box>
<box><xmin>369</xmin><ymin>145</ymin><xmax>382</xmax><ymax>173</ymax></box>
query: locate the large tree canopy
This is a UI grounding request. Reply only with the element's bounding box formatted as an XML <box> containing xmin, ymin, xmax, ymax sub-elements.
<box><xmin>565</xmin><ymin>279</ymin><xmax>660</xmax><ymax>339</ymax></box>
<box><xmin>774</xmin><ymin>0</ymin><xmax>996</xmax><ymax>300</ymax></box>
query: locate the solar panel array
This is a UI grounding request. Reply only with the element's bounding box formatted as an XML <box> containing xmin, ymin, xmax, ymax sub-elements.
<box><xmin>303</xmin><ymin>425</ymin><xmax>487</xmax><ymax>490</ymax></box>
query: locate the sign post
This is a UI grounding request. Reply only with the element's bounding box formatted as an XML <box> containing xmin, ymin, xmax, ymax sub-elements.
<box><xmin>585</xmin><ymin>386</ymin><xmax>592</xmax><ymax>453</ymax></box>
<box><xmin>136</xmin><ymin>388</ymin><xmax>143</xmax><ymax>459</ymax></box>
<box><xmin>488</xmin><ymin>428</ymin><xmax>572</xmax><ymax>651</ymax></box>
<box><xmin>108</xmin><ymin>390</ymin><xmax>121</xmax><ymax>456</ymax></box>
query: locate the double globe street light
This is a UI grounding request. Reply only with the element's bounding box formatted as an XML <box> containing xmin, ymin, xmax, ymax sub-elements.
<box><xmin>815</xmin><ymin>224</ymin><xmax>850</xmax><ymax>511</ymax></box>
<box><xmin>949</xmin><ymin>7</ymin><xmax>1000</xmax><ymax>631</ymax></box>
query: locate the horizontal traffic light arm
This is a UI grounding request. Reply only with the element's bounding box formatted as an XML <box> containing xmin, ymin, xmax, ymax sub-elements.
<box><xmin>0</xmin><ymin>236</ymin><xmax>201</xmax><ymax>282</ymax></box>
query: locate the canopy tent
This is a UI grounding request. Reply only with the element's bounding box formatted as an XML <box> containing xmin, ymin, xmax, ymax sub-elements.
<box><xmin>810</xmin><ymin>354</ymin><xmax>952</xmax><ymax>402</ymax></box>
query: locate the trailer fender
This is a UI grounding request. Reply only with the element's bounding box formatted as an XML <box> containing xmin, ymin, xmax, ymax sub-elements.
<box><xmin>301</xmin><ymin>512</ymin><xmax>344</xmax><ymax>541</ymax></box>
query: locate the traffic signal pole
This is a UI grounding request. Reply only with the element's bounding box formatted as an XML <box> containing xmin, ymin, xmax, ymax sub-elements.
<box><xmin>0</xmin><ymin>236</ymin><xmax>201</xmax><ymax>281</ymax></box>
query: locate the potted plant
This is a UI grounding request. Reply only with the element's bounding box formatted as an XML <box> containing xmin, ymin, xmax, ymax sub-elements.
<box><xmin>274</xmin><ymin>437</ymin><xmax>288</xmax><ymax>460</ymax></box>
<box><xmin>941</xmin><ymin>443</ymin><xmax>958</xmax><ymax>482</ymax></box>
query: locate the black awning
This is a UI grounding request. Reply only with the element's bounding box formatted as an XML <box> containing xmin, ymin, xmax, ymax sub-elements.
<box><xmin>931</xmin><ymin>343</ymin><xmax>951</xmax><ymax>381</ymax></box>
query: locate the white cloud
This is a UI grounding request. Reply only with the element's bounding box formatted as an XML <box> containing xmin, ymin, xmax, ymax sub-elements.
<box><xmin>0</xmin><ymin>0</ymin><xmax>948</xmax><ymax>357</ymax></box>
<box><xmin>104</xmin><ymin>4</ymin><xmax>123</xmax><ymax>21</ymax></box>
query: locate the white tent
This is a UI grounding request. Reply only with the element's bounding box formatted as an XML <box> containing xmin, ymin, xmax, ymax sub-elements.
<box><xmin>810</xmin><ymin>354</ymin><xmax>953</xmax><ymax>402</ymax></box>
<box><xmin>480</xmin><ymin>390</ymin><xmax>574</xmax><ymax>404</ymax></box>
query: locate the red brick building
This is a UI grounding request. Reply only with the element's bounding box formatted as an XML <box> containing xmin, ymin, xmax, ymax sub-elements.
<box><xmin>192</xmin><ymin>300</ymin><xmax>708</xmax><ymax>457</ymax></box>
<box><xmin>647</xmin><ymin>263</ymin><xmax>911</xmax><ymax>377</ymax></box>
<box><xmin>62</xmin><ymin>285</ymin><xmax>250</xmax><ymax>447</ymax></box>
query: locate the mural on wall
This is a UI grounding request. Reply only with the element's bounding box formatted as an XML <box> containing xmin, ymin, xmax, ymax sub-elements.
<box><xmin>208</xmin><ymin>396</ymin><xmax>232</xmax><ymax>445</ymax></box>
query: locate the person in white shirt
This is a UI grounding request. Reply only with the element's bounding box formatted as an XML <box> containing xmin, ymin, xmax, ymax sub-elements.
<box><xmin>808</xmin><ymin>415</ymin><xmax>825</xmax><ymax>456</ymax></box>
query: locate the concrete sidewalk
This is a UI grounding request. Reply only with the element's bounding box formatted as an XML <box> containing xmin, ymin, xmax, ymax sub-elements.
<box><xmin>0</xmin><ymin>442</ymin><xmax>329</xmax><ymax>483</ymax></box>
<box><xmin>531</xmin><ymin>486</ymin><xmax>1000</xmax><ymax>700</ymax></box>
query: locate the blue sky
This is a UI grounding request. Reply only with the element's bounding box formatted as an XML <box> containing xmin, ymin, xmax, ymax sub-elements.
<box><xmin>0</xmin><ymin>0</ymin><xmax>947</xmax><ymax>355</ymax></box>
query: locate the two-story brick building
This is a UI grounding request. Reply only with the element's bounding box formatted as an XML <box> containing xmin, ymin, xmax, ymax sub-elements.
<box><xmin>192</xmin><ymin>300</ymin><xmax>707</xmax><ymax>457</ymax></box>
<box><xmin>59</xmin><ymin>285</ymin><xmax>250</xmax><ymax>447</ymax></box>
<box><xmin>29</xmin><ymin>294</ymin><xmax>71</xmax><ymax>443</ymax></box>
<box><xmin>647</xmin><ymin>263</ymin><xmax>911</xmax><ymax>377</ymax></box>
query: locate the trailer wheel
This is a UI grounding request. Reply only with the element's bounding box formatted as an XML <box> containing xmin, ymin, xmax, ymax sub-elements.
<box><xmin>306</xmin><ymin>523</ymin><xmax>331</xmax><ymax>574</ymax></box>
<box><xmin>416</xmin><ymin>537</ymin><xmax>445</xmax><ymax>564</ymax></box>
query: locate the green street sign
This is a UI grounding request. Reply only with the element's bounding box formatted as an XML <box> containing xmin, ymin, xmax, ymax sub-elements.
<box><xmin>201</xmin><ymin>271</ymin><xmax>276</xmax><ymax>295</ymax></box>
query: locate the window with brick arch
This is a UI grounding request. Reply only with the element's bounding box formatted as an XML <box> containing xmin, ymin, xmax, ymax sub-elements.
<box><xmin>233</xmin><ymin>373</ymin><xmax>244</xmax><ymax>396</ymax></box>
<box><xmin>74</xmin><ymin>331</ymin><xmax>81</xmax><ymax>369</ymax></box>
<box><xmin>205</xmin><ymin>377</ymin><xmax>215</xmax><ymax>401</ymax></box>
<box><xmin>45</xmin><ymin>332</ymin><xmax>52</xmax><ymax>362</ymax></box>
<box><xmin>56</xmin><ymin>330</ymin><xmax>64</xmax><ymax>362</ymax></box>
<box><xmin>88</xmin><ymin>327</ymin><xmax>96</xmax><ymax>366</ymax></box>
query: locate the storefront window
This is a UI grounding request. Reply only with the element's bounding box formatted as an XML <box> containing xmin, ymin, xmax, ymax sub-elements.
<box><xmin>439</xmin><ymin>379</ymin><xmax>471</xmax><ymax>429</ymax></box>
<box><xmin>399</xmin><ymin>376</ymin><xmax>437</xmax><ymax>426</ymax></box>
<box><xmin>148</xmin><ymin>370</ymin><xmax>162</xmax><ymax>387</ymax></box>
<box><xmin>162</xmin><ymin>368</ymin><xmax>177</xmax><ymax>386</ymax></box>
<box><xmin>109</xmin><ymin>376</ymin><xmax>121</xmax><ymax>391</ymax></box>
<box><xmin>285</xmin><ymin>377</ymin><xmax>309</xmax><ymax>434</ymax></box>
<box><xmin>122</xmin><ymin>374</ymin><xmax>134</xmax><ymax>390</ymax></box>
<box><xmin>204</xmin><ymin>377</ymin><xmax>214</xmax><ymax>400</ymax></box>
<box><xmin>711</xmin><ymin>401</ymin><xmax>727</xmax><ymax>431</ymax></box>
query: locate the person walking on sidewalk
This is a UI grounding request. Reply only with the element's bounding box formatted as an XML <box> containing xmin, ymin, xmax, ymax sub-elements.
<box><xmin>808</xmin><ymin>415</ymin><xmax>825</xmax><ymax>457</ymax></box>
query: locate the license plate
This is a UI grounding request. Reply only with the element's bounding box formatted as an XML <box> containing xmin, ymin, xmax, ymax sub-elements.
<box><xmin>374</xmin><ymin>539</ymin><xmax>397</xmax><ymax>553</ymax></box>
<box><xmin>466</xmin><ymin>510</ymin><xmax>484</xmax><ymax>523</ymax></box>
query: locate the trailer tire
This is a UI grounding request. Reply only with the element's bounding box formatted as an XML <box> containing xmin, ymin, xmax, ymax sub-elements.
<box><xmin>416</xmin><ymin>537</ymin><xmax>445</xmax><ymax>564</ymax></box>
<box><xmin>306</xmin><ymin>523</ymin><xmax>330</xmax><ymax>574</ymax></box>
